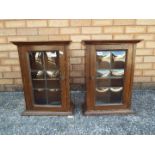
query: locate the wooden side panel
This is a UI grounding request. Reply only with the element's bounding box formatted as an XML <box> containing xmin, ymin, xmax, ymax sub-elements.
<box><xmin>18</xmin><ymin>46</ymin><xmax>34</xmax><ymax>110</ymax></box>
<box><xmin>126</xmin><ymin>44</ymin><xmax>136</xmax><ymax>108</ymax></box>
<box><xmin>64</xmin><ymin>45</ymin><xmax>72</xmax><ymax>111</ymax></box>
<box><xmin>122</xmin><ymin>44</ymin><xmax>133</xmax><ymax>108</ymax></box>
<box><xmin>89</xmin><ymin>45</ymin><xmax>96</xmax><ymax>110</ymax></box>
<box><xmin>85</xmin><ymin>45</ymin><xmax>91</xmax><ymax>110</ymax></box>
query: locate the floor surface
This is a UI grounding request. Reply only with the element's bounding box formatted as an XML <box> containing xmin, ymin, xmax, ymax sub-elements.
<box><xmin>0</xmin><ymin>90</ymin><xmax>155</xmax><ymax>135</ymax></box>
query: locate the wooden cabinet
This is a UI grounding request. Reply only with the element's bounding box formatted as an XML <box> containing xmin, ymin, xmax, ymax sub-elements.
<box><xmin>13</xmin><ymin>41</ymin><xmax>73</xmax><ymax>116</ymax></box>
<box><xmin>83</xmin><ymin>40</ymin><xmax>141</xmax><ymax>115</ymax></box>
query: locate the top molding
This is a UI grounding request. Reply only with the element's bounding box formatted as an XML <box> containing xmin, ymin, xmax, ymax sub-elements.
<box><xmin>82</xmin><ymin>40</ymin><xmax>142</xmax><ymax>45</ymax></box>
<box><xmin>11</xmin><ymin>41</ymin><xmax>71</xmax><ymax>46</ymax></box>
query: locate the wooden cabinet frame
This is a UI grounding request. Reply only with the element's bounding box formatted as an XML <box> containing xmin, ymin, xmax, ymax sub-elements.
<box><xmin>83</xmin><ymin>40</ymin><xmax>141</xmax><ymax>115</ymax></box>
<box><xmin>12</xmin><ymin>41</ymin><xmax>73</xmax><ymax>116</ymax></box>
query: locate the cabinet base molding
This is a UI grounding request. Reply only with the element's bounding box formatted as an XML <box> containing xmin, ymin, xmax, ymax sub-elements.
<box><xmin>22</xmin><ymin>110</ymin><xmax>73</xmax><ymax>116</ymax></box>
<box><xmin>84</xmin><ymin>109</ymin><xmax>135</xmax><ymax>115</ymax></box>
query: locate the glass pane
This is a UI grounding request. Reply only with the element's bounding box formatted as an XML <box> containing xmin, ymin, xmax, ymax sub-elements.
<box><xmin>31</xmin><ymin>70</ymin><xmax>45</xmax><ymax>79</ymax></box>
<box><xmin>112</xmin><ymin>51</ymin><xmax>126</xmax><ymax>69</ymax></box>
<box><xmin>95</xmin><ymin>50</ymin><xmax>126</xmax><ymax>105</ymax></box>
<box><xmin>33</xmin><ymin>89</ymin><xmax>47</xmax><ymax>105</ymax></box>
<box><xmin>111</xmin><ymin>69</ymin><xmax>124</xmax><ymax>77</ymax></box>
<box><xmin>32</xmin><ymin>80</ymin><xmax>45</xmax><ymax>89</ymax></box>
<box><xmin>96</xmin><ymin>88</ymin><xmax>110</xmax><ymax>105</ymax></box>
<box><xmin>29</xmin><ymin>51</ymin><xmax>62</xmax><ymax>106</ymax></box>
<box><xmin>47</xmin><ymin>80</ymin><xmax>60</xmax><ymax>89</ymax></box>
<box><xmin>96</xmin><ymin>51</ymin><xmax>110</xmax><ymax>69</ymax></box>
<box><xmin>111</xmin><ymin>78</ymin><xmax>124</xmax><ymax>87</ymax></box>
<box><xmin>96</xmin><ymin>79</ymin><xmax>110</xmax><ymax>87</ymax></box>
<box><xmin>110</xmin><ymin>87</ymin><xmax>123</xmax><ymax>103</ymax></box>
<box><xmin>45</xmin><ymin>51</ymin><xmax>60</xmax><ymax>79</ymax></box>
<box><xmin>96</xmin><ymin>69</ymin><xmax>110</xmax><ymax>78</ymax></box>
<box><xmin>47</xmin><ymin>90</ymin><xmax>61</xmax><ymax>105</ymax></box>
<box><xmin>29</xmin><ymin>52</ymin><xmax>44</xmax><ymax>70</ymax></box>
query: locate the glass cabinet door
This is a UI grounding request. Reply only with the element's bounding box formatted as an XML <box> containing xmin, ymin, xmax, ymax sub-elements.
<box><xmin>29</xmin><ymin>50</ymin><xmax>63</xmax><ymax>106</ymax></box>
<box><xmin>84</xmin><ymin>40</ymin><xmax>141</xmax><ymax>115</ymax></box>
<box><xmin>95</xmin><ymin>50</ymin><xmax>126</xmax><ymax>105</ymax></box>
<box><xmin>13</xmin><ymin>41</ymin><xmax>72</xmax><ymax>115</ymax></box>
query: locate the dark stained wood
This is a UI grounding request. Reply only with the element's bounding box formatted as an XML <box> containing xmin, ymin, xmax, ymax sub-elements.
<box><xmin>12</xmin><ymin>41</ymin><xmax>71</xmax><ymax>46</ymax></box>
<box><xmin>127</xmin><ymin>44</ymin><xmax>137</xmax><ymax>108</ymax></box>
<box><xmin>82</xmin><ymin>40</ymin><xmax>142</xmax><ymax>45</ymax></box>
<box><xmin>85</xmin><ymin>45</ymin><xmax>91</xmax><ymax>111</ymax></box>
<box><xmin>64</xmin><ymin>45</ymin><xmax>72</xmax><ymax>111</ymax></box>
<box><xmin>84</xmin><ymin>40</ymin><xmax>141</xmax><ymax>115</ymax></box>
<box><xmin>18</xmin><ymin>46</ymin><xmax>34</xmax><ymax>110</ymax></box>
<box><xmin>22</xmin><ymin>110</ymin><xmax>73</xmax><ymax>116</ymax></box>
<box><xmin>84</xmin><ymin>109</ymin><xmax>135</xmax><ymax>115</ymax></box>
<box><xmin>14</xmin><ymin>41</ymin><xmax>73</xmax><ymax>116</ymax></box>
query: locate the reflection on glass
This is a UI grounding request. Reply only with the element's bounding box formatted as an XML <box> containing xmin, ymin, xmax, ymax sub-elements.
<box><xmin>112</xmin><ymin>51</ymin><xmax>125</xmax><ymax>62</ymax></box>
<box><xmin>110</xmin><ymin>87</ymin><xmax>123</xmax><ymax>92</ymax></box>
<box><xmin>96</xmin><ymin>50</ymin><xmax>126</xmax><ymax>105</ymax></box>
<box><xmin>48</xmin><ymin>88</ymin><xmax>60</xmax><ymax>91</ymax></box>
<box><xmin>111</xmin><ymin>88</ymin><xmax>123</xmax><ymax>103</ymax></box>
<box><xmin>45</xmin><ymin>51</ymin><xmax>60</xmax><ymax>80</ymax></box>
<box><xmin>111</xmin><ymin>69</ymin><xmax>124</xmax><ymax>76</ymax></box>
<box><xmin>96</xmin><ymin>51</ymin><xmax>110</xmax><ymax>69</ymax></box>
<box><xmin>29</xmin><ymin>51</ymin><xmax>62</xmax><ymax>106</ymax></box>
<box><xmin>45</xmin><ymin>51</ymin><xmax>59</xmax><ymax>70</ymax></box>
<box><xmin>96</xmin><ymin>87</ymin><xmax>123</xmax><ymax>105</ymax></box>
<box><xmin>31</xmin><ymin>70</ymin><xmax>44</xmax><ymax>79</ymax></box>
<box><xmin>96</xmin><ymin>87</ymin><xmax>109</xmax><ymax>93</ymax></box>
<box><xmin>112</xmin><ymin>51</ymin><xmax>126</xmax><ymax>69</ymax></box>
<box><xmin>97</xmin><ymin>51</ymin><xmax>111</xmax><ymax>63</ymax></box>
<box><xmin>96</xmin><ymin>87</ymin><xmax>123</xmax><ymax>93</ymax></box>
<box><xmin>46</xmin><ymin>70</ymin><xmax>59</xmax><ymax>78</ymax></box>
<box><xmin>96</xmin><ymin>69</ymin><xmax>110</xmax><ymax>78</ymax></box>
<box><xmin>29</xmin><ymin>52</ymin><xmax>44</xmax><ymax>70</ymax></box>
<box><xmin>35</xmin><ymin>52</ymin><xmax>43</xmax><ymax>64</ymax></box>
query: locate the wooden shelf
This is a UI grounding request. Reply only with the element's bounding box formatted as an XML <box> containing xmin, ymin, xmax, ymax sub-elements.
<box><xmin>96</xmin><ymin>76</ymin><xmax>123</xmax><ymax>79</ymax></box>
<box><xmin>32</xmin><ymin>78</ymin><xmax>60</xmax><ymax>80</ymax></box>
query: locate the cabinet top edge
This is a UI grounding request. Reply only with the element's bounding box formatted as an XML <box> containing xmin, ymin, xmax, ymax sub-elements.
<box><xmin>82</xmin><ymin>40</ymin><xmax>142</xmax><ymax>44</ymax></box>
<box><xmin>11</xmin><ymin>41</ymin><xmax>71</xmax><ymax>46</ymax></box>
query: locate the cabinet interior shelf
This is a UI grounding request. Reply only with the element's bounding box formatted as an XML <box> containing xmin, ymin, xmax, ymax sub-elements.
<box><xmin>33</xmin><ymin>88</ymin><xmax>60</xmax><ymax>91</ymax></box>
<box><xmin>32</xmin><ymin>78</ymin><xmax>60</xmax><ymax>80</ymax></box>
<box><xmin>96</xmin><ymin>76</ymin><xmax>123</xmax><ymax>79</ymax></box>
